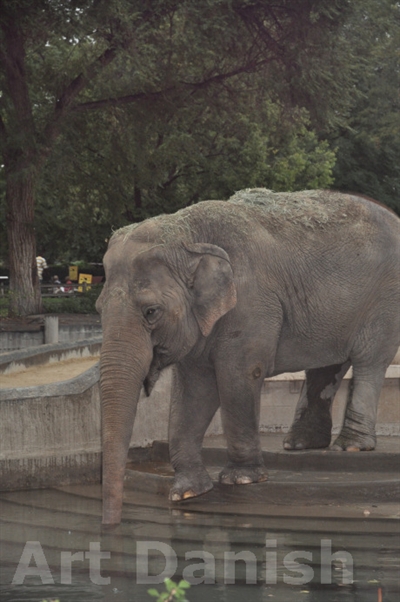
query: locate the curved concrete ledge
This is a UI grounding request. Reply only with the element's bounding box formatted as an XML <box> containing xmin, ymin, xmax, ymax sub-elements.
<box><xmin>125</xmin><ymin>465</ymin><xmax>400</xmax><ymax>505</ymax></box>
<box><xmin>0</xmin><ymin>363</ymin><xmax>100</xmax><ymax>401</ymax></box>
<box><xmin>125</xmin><ymin>435</ymin><xmax>400</xmax><ymax>504</ymax></box>
<box><xmin>0</xmin><ymin>335</ymin><xmax>398</xmax><ymax>493</ymax></box>
<box><xmin>0</xmin><ymin>339</ymin><xmax>102</xmax><ymax>491</ymax></box>
<box><xmin>0</xmin><ymin>336</ymin><xmax>102</xmax><ymax>375</ymax></box>
<box><xmin>0</xmin><ymin>340</ymin><xmax>172</xmax><ymax>492</ymax></box>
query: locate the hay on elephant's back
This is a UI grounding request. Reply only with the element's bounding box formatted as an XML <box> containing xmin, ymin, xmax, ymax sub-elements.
<box><xmin>113</xmin><ymin>211</ymin><xmax>194</xmax><ymax>244</ymax></box>
<box><xmin>112</xmin><ymin>188</ymin><xmax>361</xmax><ymax>245</ymax></box>
<box><xmin>229</xmin><ymin>188</ymin><xmax>357</xmax><ymax>229</ymax></box>
<box><xmin>113</xmin><ymin>200</ymin><xmax>252</xmax><ymax>244</ymax></box>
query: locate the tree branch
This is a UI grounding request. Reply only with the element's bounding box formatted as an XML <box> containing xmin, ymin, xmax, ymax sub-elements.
<box><xmin>41</xmin><ymin>45</ymin><xmax>121</xmax><ymax>155</ymax></box>
<box><xmin>72</xmin><ymin>57</ymin><xmax>271</xmax><ymax>113</ymax></box>
<box><xmin>72</xmin><ymin>88</ymin><xmax>171</xmax><ymax>112</ymax></box>
<box><xmin>233</xmin><ymin>3</ymin><xmax>286</xmax><ymax>56</ymax></box>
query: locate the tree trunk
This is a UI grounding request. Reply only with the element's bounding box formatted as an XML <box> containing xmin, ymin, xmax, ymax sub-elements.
<box><xmin>6</xmin><ymin>165</ymin><xmax>42</xmax><ymax>316</ymax></box>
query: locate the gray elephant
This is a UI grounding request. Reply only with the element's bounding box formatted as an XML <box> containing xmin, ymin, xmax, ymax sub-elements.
<box><xmin>96</xmin><ymin>188</ymin><xmax>400</xmax><ymax>524</ymax></box>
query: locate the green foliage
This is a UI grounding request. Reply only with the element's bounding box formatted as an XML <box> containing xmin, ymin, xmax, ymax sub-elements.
<box><xmin>0</xmin><ymin>287</ymin><xmax>101</xmax><ymax>315</ymax></box>
<box><xmin>330</xmin><ymin>0</ymin><xmax>400</xmax><ymax>214</ymax></box>
<box><xmin>42</xmin><ymin>286</ymin><xmax>101</xmax><ymax>314</ymax></box>
<box><xmin>148</xmin><ymin>578</ymin><xmax>191</xmax><ymax>602</ymax></box>
<box><xmin>0</xmin><ymin>0</ymin><xmax>357</xmax><ymax>268</ymax></box>
<box><xmin>1</xmin><ymin>0</ymin><xmax>398</xmax><ymax>314</ymax></box>
<box><xmin>36</xmin><ymin>94</ymin><xmax>336</xmax><ymax>263</ymax></box>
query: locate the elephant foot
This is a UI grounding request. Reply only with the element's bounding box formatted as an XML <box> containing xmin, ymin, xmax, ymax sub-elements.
<box><xmin>283</xmin><ymin>422</ymin><xmax>331</xmax><ymax>451</ymax></box>
<box><xmin>169</xmin><ymin>470</ymin><xmax>213</xmax><ymax>502</ymax></box>
<box><xmin>330</xmin><ymin>430</ymin><xmax>376</xmax><ymax>452</ymax></box>
<box><xmin>219</xmin><ymin>463</ymin><xmax>268</xmax><ymax>485</ymax></box>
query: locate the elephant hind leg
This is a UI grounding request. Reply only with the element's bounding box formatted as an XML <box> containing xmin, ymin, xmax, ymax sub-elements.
<box><xmin>284</xmin><ymin>361</ymin><xmax>351</xmax><ymax>451</ymax></box>
<box><xmin>332</xmin><ymin>334</ymin><xmax>399</xmax><ymax>452</ymax></box>
<box><xmin>330</xmin><ymin>363</ymin><xmax>388</xmax><ymax>452</ymax></box>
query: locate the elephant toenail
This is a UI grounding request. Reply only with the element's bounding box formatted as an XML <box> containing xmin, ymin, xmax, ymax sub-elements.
<box><xmin>236</xmin><ymin>476</ymin><xmax>252</xmax><ymax>484</ymax></box>
<box><xmin>183</xmin><ymin>490</ymin><xmax>196</xmax><ymax>499</ymax></box>
<box><xmin>170</xmin><ymin>492</ymin><xmax>182</xmax><ymax>501</ymax></box>
<box><xmin>346</xmin><ymin>446</ymin><xmax>360</xmax><ymax>452</ymax></box>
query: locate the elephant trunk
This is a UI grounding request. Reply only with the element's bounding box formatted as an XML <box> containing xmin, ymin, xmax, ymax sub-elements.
<box><xmin>100</xmin><ymin>309</ymin><xmax>152</xmax><ymax>525</ymax></box>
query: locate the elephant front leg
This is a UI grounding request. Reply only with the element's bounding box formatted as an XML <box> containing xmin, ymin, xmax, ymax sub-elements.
<box><xmin>284</xmin><ymin>361</ymin><xmax>351</xmax><ymax>450</ymax></box>
<box><xmin>168</xmin><ymin>364</ymin><xmax>220</xmax><ymax>502</ymax></box>
<box><xmin>217</xmin><ymin>363</ymin><xmax>268</xmax><ymax>485</ymax></box>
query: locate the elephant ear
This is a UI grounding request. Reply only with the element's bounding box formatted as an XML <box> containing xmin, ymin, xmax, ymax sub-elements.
<box><xmin>184</xmin><ymin>243</ymin><xmax>237</xmax><ymax>337</ymax></box>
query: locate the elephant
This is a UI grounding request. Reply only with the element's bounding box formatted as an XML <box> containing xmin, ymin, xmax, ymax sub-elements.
<box><xmin>96</xmin><ymin>188</ymin><xmax>400</xmax><ymax>524</ymax></box>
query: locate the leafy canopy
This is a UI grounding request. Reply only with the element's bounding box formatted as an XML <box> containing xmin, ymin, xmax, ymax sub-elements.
<box><xmin>1</xmin><ymin>0</ymin><xmax>397</xmax><ymax>273</ymax></box>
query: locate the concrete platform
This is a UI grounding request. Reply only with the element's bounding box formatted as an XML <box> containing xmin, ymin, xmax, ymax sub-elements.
<box><xmin>126</xmin><ymin>434</ymin><xmax>400</xmax><ymax>506</ymax></box>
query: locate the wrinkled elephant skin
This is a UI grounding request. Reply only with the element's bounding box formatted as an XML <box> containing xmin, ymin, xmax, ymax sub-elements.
<box><xmin>96</xmin><ymin>189</ymin><xmax>400</xmax><ymax>524</ymax></box>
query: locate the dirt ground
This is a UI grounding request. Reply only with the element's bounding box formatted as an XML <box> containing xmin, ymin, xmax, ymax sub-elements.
<box><xmin>1</xmin><ymin>356</ymin><xmax>99</xmax><ymax>388</ymax></box>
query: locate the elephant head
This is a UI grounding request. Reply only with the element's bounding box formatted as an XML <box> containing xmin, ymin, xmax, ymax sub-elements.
<box><xmin>96</xmin><ymin>235</ymin><xmax>236</xmax><ymax>524</ymax></box>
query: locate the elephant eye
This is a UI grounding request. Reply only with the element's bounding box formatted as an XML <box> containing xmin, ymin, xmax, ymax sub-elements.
<box><xmin>143</xmin><ymin>305</ymin><xmax>162</xmax><ymax>324</ymax></box>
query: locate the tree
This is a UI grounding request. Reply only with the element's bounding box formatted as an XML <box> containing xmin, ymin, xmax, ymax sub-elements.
<box><xmin>0</xmin><ymin>0</ymin><xmax>354</xmax><ymax>314</ymax></box>
<box><xmin>32</xmin><ymin>87</ymin><xmax>336</xmax><ymax>265</ymax></box>
<box><xmin>330</xmin><ymin>0</ymin><xmax>400</xmax><ymax>213</ymax></box>
<box><xmin>0</xmin><ymin>0</ymin><xmax>137</xmax><ymax>314</ymax></box>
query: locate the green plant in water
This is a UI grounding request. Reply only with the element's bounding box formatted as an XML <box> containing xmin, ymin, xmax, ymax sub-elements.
<box><xmin>148</xmin><ymin>578</ymin><xmax>191</xmax><ymax>601</ymax></box>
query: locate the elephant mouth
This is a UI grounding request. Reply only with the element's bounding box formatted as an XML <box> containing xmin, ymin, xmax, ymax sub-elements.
<box><xmin>143</xmin><ymin>345</ymin><xmax>170</xmax><ymax>396</ymax></box>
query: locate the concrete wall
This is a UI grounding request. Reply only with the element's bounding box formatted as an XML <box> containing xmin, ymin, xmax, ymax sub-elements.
<box><xmin>259</xmin><ymin>367</ymin><xmax>400</xmax><ymax>437</ymax></box>
<box><xmin>0</xmin><ymin>330</ymin><xmax>43</xmax><ymax>352</ymax></box>
<box><xmin>0</xmin><ymin>337</ymin><xmax>102</xmax><ymax>375</ymax></box>
<box><xmin>0</xmin><ymin>366</ymin><xmax>101</xmax><ymax>490</ymax></box>
<box><xmin>0</xmin><ymin>324</ymin><xmax>102</xmax><ymax>352</ymax></box>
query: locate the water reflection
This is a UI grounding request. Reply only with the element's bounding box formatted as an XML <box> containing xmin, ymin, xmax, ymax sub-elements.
<box><xmin>0</xmin><ymin>485</ymin><xmax>398</xmax><ymax>601</ymax></box>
